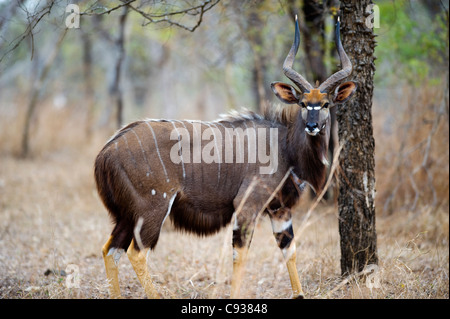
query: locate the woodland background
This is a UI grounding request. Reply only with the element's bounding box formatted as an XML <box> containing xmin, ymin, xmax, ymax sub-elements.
<box><xmin>0</xmin><ymin>0</ymin><xmax>448</xmax><ymax>298</ymax></box>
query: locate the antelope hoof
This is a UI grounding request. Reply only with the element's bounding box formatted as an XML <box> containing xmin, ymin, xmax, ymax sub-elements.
<box><xmin>293</xmin><ymin>293</ymin><xmax>305</xmax><ymax>299</ymax></box>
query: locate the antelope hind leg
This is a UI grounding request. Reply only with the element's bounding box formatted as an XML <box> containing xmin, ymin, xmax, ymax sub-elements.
<box><xmin>231</xmin><ymin>246</ymin><xmax>249</xmax><ymax>298</ymax></box>
<box><xmin>102</xmin><ymin>235</ymin><xmax>123</xmax><ymax>299</ymax></box>
<box><xmin>126</xmin><ymin>239</ymin><xmax>160</xmax><ymax>299</ymax></box>
<box><xmin>230</xmin><ymin>213</ymin><xmax>256</xmax><ymax>298</ymax></box>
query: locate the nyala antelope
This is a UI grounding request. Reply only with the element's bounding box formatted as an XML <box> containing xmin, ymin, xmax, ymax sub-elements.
<box><xmin>95</xmin><ymin>16</ymin><xmax>357</xmax><ymax>299</ymax></box>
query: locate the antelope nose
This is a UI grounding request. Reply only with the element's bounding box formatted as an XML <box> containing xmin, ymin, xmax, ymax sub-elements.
<box><xmin>306</xmin><ymin>122</ymin><xmax>318</xmax><ymax>132</ymax></box>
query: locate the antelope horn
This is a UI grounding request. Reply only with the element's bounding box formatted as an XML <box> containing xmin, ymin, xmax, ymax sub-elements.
<box><xmin>318</xmin><ymin>17</ymin><xmax>353</xmax><ymax>93</ymax></box>
<box><xmin>283</xmin><ymin>15</ymin><xmax>314</xmax><ymax>93</ymax></box>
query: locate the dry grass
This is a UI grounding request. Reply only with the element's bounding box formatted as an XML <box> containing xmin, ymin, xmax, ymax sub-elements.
<box><xmin>0</xmin><ymin>82</ymin><xmax>448</xmax><ymax>299</ymax></box>
<box><xmin>374</xmin><ymin>83</ymin><xmax>449</xmax><ymax>214</ymax></box>
<box><xmin>0</xmin><ymin>144</ymin><xmax>447</xmax><ymax>299</ymax></box>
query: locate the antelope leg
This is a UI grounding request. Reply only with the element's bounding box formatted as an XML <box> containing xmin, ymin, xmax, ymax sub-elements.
<box><xmin>126</xmin><ymin>239</ymin><xmax>160</xmax><ymax>299</ymax></box>
<box><xmin>231</xmin><ymin>246</ymin><xmax>249</xmax><ymax>298</ymax></box>
<box><xmin>102</xmin><ymin>235</ymin><xmax>123</xmax><ymax>299</ymax></box>
<box><xmin>269</xmin><ymin>208</ymin><xmax>304</xmax><ymax>299</ymax></box>
<box><xmin>230</xmin><ymin>214</ymin><xmax>255</xmax><ymax>298</ymax></box>
<box><xmin>285</xmin><ymin>243</ymin><xmax>304</xmax><ymax>298</ymax></box>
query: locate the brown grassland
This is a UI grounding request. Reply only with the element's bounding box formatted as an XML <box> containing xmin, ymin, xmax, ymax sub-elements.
<box><xmin>0</xmin><ymin>84</ymin><xmax>448</xmax><ymax>299</ymax></box>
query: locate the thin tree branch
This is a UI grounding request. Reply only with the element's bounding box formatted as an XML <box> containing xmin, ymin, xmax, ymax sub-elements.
<box><xmin>129</xmin><ymin>0</ymin><xmax>220</xmax><ymax>32</ymax></box>
<box><xmin>80</xmin><ymin>0</ymin><xmax>137</xmax><ymax>17</ymax></box>
<box><xmin>80</xmin><ymin>0</ymin><xmax>219</xmax><ymax>32</ymax></box>
<box><xmin>0</xmin><ymin>1</ymin><xmax>54</xmax><ymax>63</ymax></box>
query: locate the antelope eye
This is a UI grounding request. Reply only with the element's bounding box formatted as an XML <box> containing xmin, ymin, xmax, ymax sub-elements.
<box><xmin>322</xmin><ymin>102</ymin><xmax>329</xmax><ymax>108</ymax></box>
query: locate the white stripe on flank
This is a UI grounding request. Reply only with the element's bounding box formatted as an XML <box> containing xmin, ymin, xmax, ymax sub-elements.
<box><xmin>173</xmin><ymin>120</ymin><xmax>189</xmax><ymax>180</ymax></box>
<box><xmin>170</xmin><ymin>121</ymin><xmax>186</xmax><ymax>179</ymax></box>
<box><xmin>122</xmin><ymin>135</ymin><xmax>137</xmax><ymax>166</ymax></box>
<box><xmin>161</xmin><ymin>192</ymin><xmax>177</xmax><ymax>229</ymax></box>
<box><xmin>144</xmin><ymin>121</ymin><xmax>170</xmax><ymax>183</ymax></box>
<box><xmin>131</xmin><ymin>128</ymin><xmax>151</xmax><ymax>175</ymax></box>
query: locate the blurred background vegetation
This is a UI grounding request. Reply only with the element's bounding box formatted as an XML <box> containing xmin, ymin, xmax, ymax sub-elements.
<box><xmin>0</xmin><ymin>0</ymin><xmax>448</xmax><ymax>214</ymax></box>
<box><xmin>0</xmin><ymin>0</ymin><xmax>448</xmax><ymax>299</ymax></box>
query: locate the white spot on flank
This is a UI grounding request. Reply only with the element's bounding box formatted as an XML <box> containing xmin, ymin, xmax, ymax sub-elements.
<box><xmin>163</xmin><ymin>192</ymin><xmax>167</xmax><ymax>199</ymax></box>
<box><xmin>152</xmin><ymin>189</ymin><xmax>156</xmax><ymax>196</ymax></box>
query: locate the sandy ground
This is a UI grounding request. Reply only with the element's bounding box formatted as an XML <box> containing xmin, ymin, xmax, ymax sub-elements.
<box><xmin>0</xmin><ymin>143</ymin><xmax>448</xmax><ymax>299</ymax></box>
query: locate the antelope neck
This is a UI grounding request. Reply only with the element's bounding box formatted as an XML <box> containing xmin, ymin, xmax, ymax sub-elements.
<box><xmin>286</xmin><ymin>111</ymin><xmax>329</xmax><ymax>193</ymax></box>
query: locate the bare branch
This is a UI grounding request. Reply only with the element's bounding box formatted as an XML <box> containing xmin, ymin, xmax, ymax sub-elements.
<box><xmin>0</xmin><ymin>1</ymin><xmax>55</xmax><ymax>63</ymax></box>
<box><xmin>100</xmin><ymin>0</ymin><xmax>220</xmax><ymax>32</ymax></box>
<box><xmin>0</xmin><ymin>0</ymin><xmax>219</xmax><ymax>63</ymax></box>
<box><xmin>80</xmin><ymin>0</ymin><xmax>220</xmax><ymax>32</ymax></box>
<box><xmin>128</xmin><ymin>0</ymin><xmax>220</xmax><ymax>32</ymax></box>
<box><xmin>80</xmin><ymin>0</ymin><xmax>137</xmax><ymax>17</ymax></box>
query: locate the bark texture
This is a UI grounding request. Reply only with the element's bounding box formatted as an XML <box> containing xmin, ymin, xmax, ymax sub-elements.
<box><xmin>337</xmin><ymin>0</ymin><xmax>378</xmax><ymax>275</ymax></box>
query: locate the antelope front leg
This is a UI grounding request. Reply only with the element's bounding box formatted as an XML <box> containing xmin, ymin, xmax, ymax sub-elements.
<box><xmin>269</xmin><ymin>208</ymin><xmax>304</xmax><ymax>299</ymax></box>
<box><xmin>284</xmin><ymin>243</ymin><xmax>303</xmax><ymax>298</ymax></box>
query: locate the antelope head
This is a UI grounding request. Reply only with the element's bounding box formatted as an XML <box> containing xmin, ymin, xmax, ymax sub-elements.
<box><xmin>271</xmin><ymin>16</ymin><xmax>357</xmax><ymax>136</ymax></box>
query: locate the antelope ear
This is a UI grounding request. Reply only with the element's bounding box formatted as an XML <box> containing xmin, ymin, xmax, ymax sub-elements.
<box><xmin>271</xmin><ymin>82</ymin><xmax>301</xmax><ymax>104</ymax></box>
<box><xmin>333</xmin><ymin>81</ymin><xmax>357</xmax><ymax>104</ymax></box>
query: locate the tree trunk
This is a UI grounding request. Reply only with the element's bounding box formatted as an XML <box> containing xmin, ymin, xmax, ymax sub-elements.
<box><xmin>337</xmin><ymin>0</ymin><xmax>378</xmax><ymax>275</ymax></box>
<box><xmin>20</xmin><ymin>28</ymin><xmax>67</xmax><ymax>158</ymax></box>
<box><xmin>80</xmin><ymin>28</ymin><xmax>95</xmax><ymax>139</ymax></box>
<box><xmin>248</xmin><ymin>5</ymin><xmax>270</xmax><ymax>113</ymax></box>
<box><xmin>110</xmin><ymin>7</ymin><xmax>128</xmax><ymax>129</ymax></box>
